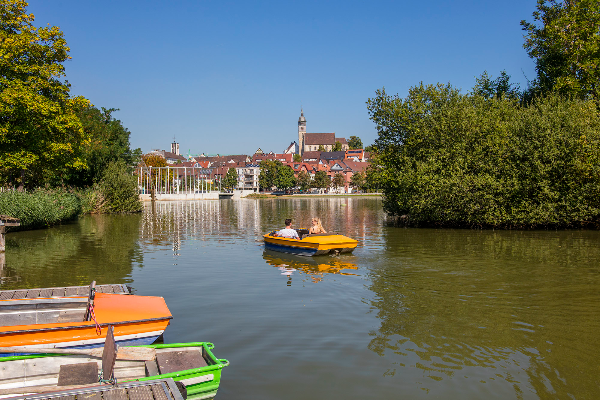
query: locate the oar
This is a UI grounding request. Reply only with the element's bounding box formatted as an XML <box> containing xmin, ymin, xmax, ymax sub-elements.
<box><xmin>0</xmin><ymin>346</ymin><xmax>156</xmax><ymax>361</ymax></box>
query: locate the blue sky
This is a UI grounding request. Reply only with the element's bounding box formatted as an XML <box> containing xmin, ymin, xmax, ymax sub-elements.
<box><xmin>30</xmin><ymin>0</ymin><xmax>538</xmax><ymax>156</ymax></box>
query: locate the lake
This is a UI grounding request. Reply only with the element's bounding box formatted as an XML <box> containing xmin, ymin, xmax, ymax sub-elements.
<box><xmin>2</xmin><ymin>197</ymin><xmax>599</xmax><ymax>399</ymax></box>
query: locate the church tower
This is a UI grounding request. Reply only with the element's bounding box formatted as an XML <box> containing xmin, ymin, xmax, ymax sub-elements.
<box><xmin>298</xmin><ymin>109</ymin><xmax>306</xmax><ymax>155</ymax></box>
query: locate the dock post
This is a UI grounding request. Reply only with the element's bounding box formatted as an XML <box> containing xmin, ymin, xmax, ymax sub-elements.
<box><xmin>0</xmin><ymin>216</ymin><xmax>21</xmax><ymax>253</ymax></box>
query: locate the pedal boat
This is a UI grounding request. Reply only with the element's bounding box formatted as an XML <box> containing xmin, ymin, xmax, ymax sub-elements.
<box><xmin>0</xmin><ymin>292</ymin><xmax>172</xmax><ymax>352</ymax></box>
<box><xmin>263</xmin><ymin>230</ymin><xmax>358</xmax><ymax>256</ymax></box>
<box><xmin>0</xmin><ymin>342</ymin><xmax>229</xmax><ymax>400</ymax></box>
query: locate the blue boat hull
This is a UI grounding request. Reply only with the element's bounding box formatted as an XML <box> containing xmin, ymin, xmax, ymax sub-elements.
<box><xmin>264</xmin><ymin>241</ymin><xmax>318</xmax><ymax>257</ymax></box>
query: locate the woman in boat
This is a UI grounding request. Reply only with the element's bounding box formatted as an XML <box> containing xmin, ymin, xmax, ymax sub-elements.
<box><xmin>309</xmin><ymin>217</ymin><xmax>327</xmax><ymax>234</ymax></box>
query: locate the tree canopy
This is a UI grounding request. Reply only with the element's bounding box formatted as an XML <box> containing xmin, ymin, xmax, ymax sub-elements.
<box><xmin>274</xmin><ymin>165</ymin><xmax>296</xmax><ymax>190</ymax></box>
<box><xmin>521</xmin><ymin>0</ymin><xmax>600</xmax><ymax>99</ymax></box>
<box><xmin>296</xmin><ymin>170</ymin><xmax>311</xmax><ymax>192</ymax></box>
<box><xmin>222</xmin><ymin>167</ymin><xmax>238</xmax><ymax>191</ymax></box>
<box><xmin>258</xmin><ymin>159</ymin><xmax>281</xmax><ymax>190</ymax></box>
<box><xmin>368</xmin><ymin>84</ymin><xmax>600</xmax><ymax>227</ymax></box>
<box><xmin>0</xmin><ymin>0</ymin><xmax>90</xmax><ymax>188</ymax></box>
<box><xmin>348</xmin><ymin>136</ymin><xmax>363</xmax><ymax>149</ymax></box>
<box><xmin>312</xmin><ymin>171</ymin><xmax>329</xmax><ymax>191</ymax></box>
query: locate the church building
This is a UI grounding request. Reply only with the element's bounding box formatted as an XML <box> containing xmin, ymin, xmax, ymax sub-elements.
<box><xmin>297</xmin><ymin>109</ymin><xmax>348</xmax><ymax>155</ymax></box>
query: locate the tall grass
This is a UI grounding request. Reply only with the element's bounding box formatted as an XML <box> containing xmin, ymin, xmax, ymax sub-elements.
<box><xmin>0</xmin><ymin>189</ymin><xmax>82</xmax><ymax>229</ymax></box>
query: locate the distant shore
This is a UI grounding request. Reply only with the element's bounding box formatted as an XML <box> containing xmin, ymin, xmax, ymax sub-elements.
<box><xmin>245</xmin><ymin>193</ymin><xmax>382</xmax><ymax>199</ymax></box>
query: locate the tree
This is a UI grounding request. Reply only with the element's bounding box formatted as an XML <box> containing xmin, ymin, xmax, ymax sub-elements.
<box><xmin>222</xmin><ymin>167</ymin><xmax>238</xmax><ymax>191</ymax></box>
<box><xmin>67</xmin><ymin>106</ymin><xmax>141</xmax><ymax>187</ymax></box>
<box><xmin>141</xmin><ymin>154</ymin><xmax>172</xmax><ymax>192</ymax></box>
<box><xmin>348</xmin><ymin>136</ymin><xmax>363</xmax><ymax>149</ymax></box>
<box><xmin>367</xmin><ymin>84</ymin><xmax>600</xmax><ymax>227</ymax></box>
<box><xmin>332</xmin><ymin>141</ymin><xmax>342</xmax><ymax>152</ymax></box>
<box><xmin>521</xmin><ymin>0</ymin><xmax>600</xmax><ymax>99</ymax></box>
<box><xmin>331</xmin><ymin>173</ymin><xmax>345</xmax><ymax>193</ymax></box>
<box><xmin>364</xmin><ymin>144</ymin><xmax>377</xmax><ymax>153</ymax></box>
<box><xmin>0</xmin><ymin>0</ymin><xmax>90</xmax><ymax>188</ymax></box>
<box><xmin>275</xmin><ymin>165</ymin><xmax>296</xmax><ymax>190</ymax></box>
<box><xmin>293</xmin><ymin>153</ymin><xmax>301</xmax><ymax>162</ymax></box>
<box><xmin>350</xmin><ymin>171</ymin><xmax>366</xmax><ymax>191</ymax></box>
<box><xmin>472</xmin><ymin>71</ymin><xmax>521</xmax><ymax>100</ymax></box>
<box><xmin>312</xmin><ymin>171</ymin><xmax>330</xmax><ymax>192</ymax></box>
<box><xmin>258</xmin><ymin>159</ymin><xmax>281</xmax><ymax>190</ymax></box>
<box><xmin>318</xmin><ymin>145</ymin><xmax>326</xmax><ymax>152</ymax></box>
<box><xmin>296</xmin><ymin>170</ymin><xmax>312</xmax><ymax>192</ymax></box>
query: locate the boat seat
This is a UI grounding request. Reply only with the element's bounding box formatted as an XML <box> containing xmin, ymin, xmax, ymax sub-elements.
<box><xmin>154</xmin><ymin>350</ymin><xmax>208</xmax><ymax>375</ymax></box>
<box><xmin>57</xmin><ymin>362</ymin><xmax>98</xmax><ymax>386</ymax></box>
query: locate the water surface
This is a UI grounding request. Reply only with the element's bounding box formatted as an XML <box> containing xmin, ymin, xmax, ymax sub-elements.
<box><xmin>2</xmin><ymin>198</ymin><xmax>599</xmax><ymax>399</ymax></box>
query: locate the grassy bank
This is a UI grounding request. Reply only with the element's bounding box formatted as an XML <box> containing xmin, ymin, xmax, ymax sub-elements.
<box><xmin>0</xmin><ymin>189</ymin><xmax>82</xmax><ymax>230</ymax></box>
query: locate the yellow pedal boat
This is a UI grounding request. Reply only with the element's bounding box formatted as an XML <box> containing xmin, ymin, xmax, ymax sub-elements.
<box><xmin>263</xmin><ymin>230</ymin><xmax>358</xmax><ymax>256</ymax></box>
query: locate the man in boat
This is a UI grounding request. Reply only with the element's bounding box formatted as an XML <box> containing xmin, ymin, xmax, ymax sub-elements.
<box><xmin>276</xmin><ymin>218</ymin><xmax>300</xmax><ymax>239</ymax></box>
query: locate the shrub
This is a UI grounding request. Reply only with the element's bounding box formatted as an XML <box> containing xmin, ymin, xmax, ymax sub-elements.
<box><xmin>96</xmin><ymin>161</ymin><xmax>142</xmax><ymax>213</ymax></box>
<box><xmin>0</xmin><ymin>189</ymin><xmax>82</xmax><ymax>229</ymax></box>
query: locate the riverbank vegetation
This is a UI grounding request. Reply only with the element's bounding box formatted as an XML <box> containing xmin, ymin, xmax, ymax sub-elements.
<box><xmin>0</xmin><ymin>1</ymin><xmax>141</xmax><ymax>228</ymax></box>
<box><xmin>369</xmin><ymin>0</ymin><xmax>600</xmax><ymax>228</ymax></box>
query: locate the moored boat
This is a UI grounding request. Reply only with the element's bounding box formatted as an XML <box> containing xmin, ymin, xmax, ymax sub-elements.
<box><xmin>0</xmin><ymin>291</ymin><xmax>172</xmax><ymax>352</ymax></box>
<box><xmin>263</xmin><ymin>230</ymin><xmax>358</xmax><ymax>256</ymax></box>
<box><xmin>0</xmin><ymin>342</ymin><xmax>229</xmax><ymax>400</ymax></box>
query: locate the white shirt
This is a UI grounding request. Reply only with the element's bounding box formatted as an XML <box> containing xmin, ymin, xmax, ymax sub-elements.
<box><xmin>277</xmin><ymin>228</ymin><xmax>299</xmax><ymax>239</ymax></box>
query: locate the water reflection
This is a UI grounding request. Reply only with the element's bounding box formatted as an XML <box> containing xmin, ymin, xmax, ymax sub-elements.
<box><xmin>262</xmin><ymin>250</ymin><xmax>358</xmax><ymax>285</ymax></box>
<box><xmin>1</xmin><ymin>214</ymin><xmax>142</xmax><ymax>289</ymax></box>
<box><xmin>366</xmin><ymin>228</ymin><xmax>600</xmax><ymax>399</ymax></box>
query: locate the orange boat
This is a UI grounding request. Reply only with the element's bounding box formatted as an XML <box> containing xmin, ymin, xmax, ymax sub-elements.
<box><xmin>0</xmin><ymin>292</ymin><xmax>172</xmax><ymax>353</ymax></box>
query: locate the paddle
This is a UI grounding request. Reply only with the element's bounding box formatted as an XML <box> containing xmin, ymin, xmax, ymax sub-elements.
<box><xmin>0</xmin><ymin>345</ymin><xmax>156</xmax><ymax>361</ymax></box>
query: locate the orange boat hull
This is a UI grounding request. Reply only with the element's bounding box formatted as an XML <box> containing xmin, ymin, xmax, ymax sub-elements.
<box><xmin>0</xmin><ymin>293</ymin><xmax>172</xmax><ymax>349</ymax></box>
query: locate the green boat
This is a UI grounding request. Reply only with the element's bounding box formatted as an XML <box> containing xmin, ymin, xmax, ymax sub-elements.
<box><xmin>0</xmin><ymin>342</ymin><xmax>229</xmax><ymax>400</ymax></box>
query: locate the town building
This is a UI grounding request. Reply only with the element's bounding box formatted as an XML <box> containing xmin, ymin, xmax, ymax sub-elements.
<box><xmin>297</xmin><ymin>110</ymin><xmax>349</xmax><ymax>155</ymax></box>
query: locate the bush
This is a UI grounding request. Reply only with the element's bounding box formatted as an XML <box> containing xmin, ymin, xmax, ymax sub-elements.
<box><xmin>96</xmin><ymin>161</ymin><xmax>142</xmax><ymax>213</ymax></box>
<box><xmin>0</xmin><ymin>189</ymin><xmax>82</xmax><ymax>229</ymax></box>
<box><xmin>368</xmin><ymin>85</ymin><xmax>600</xmax><ymax>228</ymax></box>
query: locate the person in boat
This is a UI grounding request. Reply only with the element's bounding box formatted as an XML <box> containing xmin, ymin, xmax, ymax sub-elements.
<box><xmin>276</xmin><ymin>218</ymin><xmax>300</xmax><ymax>239</ymax></box>
<box><xmin>309</xmin><ymin>217</ymin><xmax>327</xmax><ymax>234</ymax></box>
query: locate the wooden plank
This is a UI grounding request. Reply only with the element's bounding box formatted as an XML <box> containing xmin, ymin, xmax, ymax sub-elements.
<box><xmin>26</xmin><ymin>289</ymin><xmax>41</xmax><ymax>299</ymax></box>
<box><xmin>39</xmin><ymin>288</ymin><xmax>53</xmax><ymax>298</ymax></box>
<box><xmin>52</xmin><ymin>288</ymin><xmax>66</xmax><ymax>297</ymax></box>
<box><xmin>145</xmin><ymin>360</ymin><xmax>159</xmax><ymax>377</ymax></box>
<box><xmin>127</xmin><ymin>385</ymin><xmax>155</xmax><ymax>400</ymax></box>
<box><xmin>77</xmin><ymin>286</ymin><xmax>89</xmax><ymax>296</ymax></box>
<box><xmin>101</xmin><ymin>326</ymin><xmax>117</xmax><ymax>380</ymax></box>
<box><xmin>156</xmin><ymin>350</ymin><xmax>206</xmax><ymax>374</ymax></box>
<box><xmin>57</xmin><ymin>362</ymin><xmax>98</xmax><ymax>386</ymax></box>
<box><xmin>65</xmin><ymin>287</ymin><xmax>78</xmax><ymax>296</ymax></box>
<box><xmin>54</xmin><ymin>396</ymin><xmax>76</xmax><ymax>400</ymax></box>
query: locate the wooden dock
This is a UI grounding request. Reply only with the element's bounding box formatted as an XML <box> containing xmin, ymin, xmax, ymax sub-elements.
<box><xmin>0</xmin><ymin>284</ymin><xmax>130</xmax><ymax>300</ymax></box>
<box><xmin>2</xmin><ymin>378</ymin><xmax>186</xmax><ymax>400</ymax></box>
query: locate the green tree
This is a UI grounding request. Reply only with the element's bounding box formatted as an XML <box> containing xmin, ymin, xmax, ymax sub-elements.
<box><xmin>97</xmin><ymin>160</ymin><xmax>142</xmax><ymax>213</ymax></box>
<box><xmin>312</xmin><ymin>171</ymin><xmax>330</xmax><ymax>192</ymax></box>
<box><xmin>275</xmin><ymin>165</ymin><xmax>296</xmax><ymax>190</ymax></box>
<box><xmin>367</xmin><ymin>84</ymin><xmax>600</xmax><ymax>227</ymax></box>
<box><xmin>332</xmin><ymin>141</ymin><xmax>343</xmax><ymax>152</ymax></box>
<box><xmin>331</xmin><ymin>173</ymin><xmax>345</xmax><ymax>193</ymax></box>
<box><xmin>258</xmin><ymin>159</ymin><xmax>281</xmax><ymax>190</ymax></box>
<box><xmin>222</xmin><ymin>167</ymin><xmax>238</xmax><ymax>191</ymax></box>
<box><xmin>293</xmin><ymin>153</ymin><xmax>301</xmax><ymax>162</ymax></box>
<box><xmin>350</xmin><ymin>171</ymin><xmax>366</xmax><ymax>191</ymax></box>
<box><xmin>521</xmin><ymin>0</ymin><xmax>600</xmax><ymax>99</ymax></box>
<box><xmin>0</xmin><ymin>0</ymin><xmax>90</xmax><ymax>188</ymax></box>
<box><xmin>296</xmin><ymin>170</ymin><xmax>312</xmax><ymax>192</ymax></box>
<box><xmin>348</xmin><ymin>136</ymin><xmax>363</xmax><ymax>149</ymax></box>
<box><xmin>364</xmin><ymin>144</ymin><xmax>377</xmax><ymax>153</ymax></box>
<box><xmin>68</xmin><ymin>106</ymin><xmax>141</xmax><ymax>187</ymax></box>
<box><xmin>318</xmin><ymin>145</ymin><xmax>326</xmax><ymax>152</ymax></box>
<box><xmin>472</xmin><ymin>70</ymin><xmax>521</xmax><ymax>100</ymax></box>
